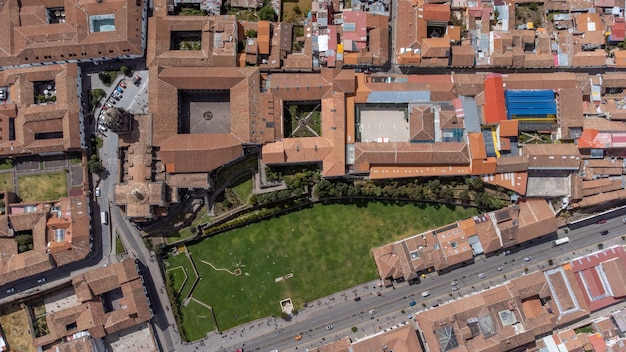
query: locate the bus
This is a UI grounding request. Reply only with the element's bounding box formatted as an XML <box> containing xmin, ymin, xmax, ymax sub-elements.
<box><xmin>552</xmin><ymin>237</ymin><xmax>570</xmax><ymax>246</ymax></box>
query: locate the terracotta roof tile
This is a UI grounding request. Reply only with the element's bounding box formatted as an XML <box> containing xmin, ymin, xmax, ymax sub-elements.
<box><xmin>354</xmin><ymin>142</ymin><xmax>470</xmax><ymax>168</ymax></box>
<box><xmin>409</xmin><ymin>105</ymin><xmax>435</xmax><ymax>142</ymax></box>
<box><xmin>0</xmin><ymin>0</ymin><xmax>144</xmax><ymax>67</ymax></box>
<box><xmin>160</xmin><ymin>134</ymin><xmax>243</xmax><ymax>173</ymax></box>
<box><xmin>451</xmin><ymin>45</ymin><xmax>475</xmax><ymax>67</ymax></box>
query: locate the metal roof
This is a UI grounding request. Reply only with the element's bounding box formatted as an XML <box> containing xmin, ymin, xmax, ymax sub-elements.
<box><xmin>505</xmin><ymin>90</ymin><xmax>557</xmax><ymax>119</ymax></box>
<box><xmin>461</xmin><ymin>96</ymin><xmax>481</xmax><ymax>133</ymax></box>
<box><xmin>367</xmin><ymin>91</ymin><xmax>430</xmax><ymax>103</ymax></box>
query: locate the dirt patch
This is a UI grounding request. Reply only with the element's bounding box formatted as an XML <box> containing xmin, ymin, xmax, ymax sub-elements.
<box><xmin>515</xmin><ymin>3</ymin><xmax>543</xmax><ymax>27</ymax></box>
<box><xmin>0</xmin><ymin>306</ymin><xmax>37</xmax><ymax>352</ymax></box>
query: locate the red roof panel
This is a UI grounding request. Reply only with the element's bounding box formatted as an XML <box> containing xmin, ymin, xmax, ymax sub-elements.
<box><xmin>483</xmin><ymin>75</ymin><xmax>506</xmax><ymax>124</ymax></box>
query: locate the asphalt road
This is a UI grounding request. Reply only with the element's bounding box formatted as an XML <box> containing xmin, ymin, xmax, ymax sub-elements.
<box><xmin>240</xmin><ymin>216</ymin><xmax>626</xmax><ymax>352</ymax></box>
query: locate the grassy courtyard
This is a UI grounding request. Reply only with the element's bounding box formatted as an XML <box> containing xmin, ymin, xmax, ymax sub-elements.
<box><xmin>0</xmin><ymin>172</ymin><xmax>14</xmax><ymax>193</ymax></box>
<box><xmin>166</xmin><ymin>250</ymin><xmax>197</xmax><ymax>301</ymax></box>
<box><xmin>18</xmin><ymin>172</ymin><xmax>67</xmax><ymax>202</ymax></box>
<box><xmin>231</xmin><ymin>176</ymin><xmax>253</xmax><ymax>203</ymax></box>
<box><xmin>180</xmin><ymin>299</ymin><xmax>216</xmax><ymax>341</ymax></box>
<box><xmin>0</xmin><ymin>305</ymin><xmax>38</xmax><ymax>352</ymax></box>
<box><xmin>170</xmin><ymin>201</ymin><xmax>478</xmax><ymax>333</ymax></box>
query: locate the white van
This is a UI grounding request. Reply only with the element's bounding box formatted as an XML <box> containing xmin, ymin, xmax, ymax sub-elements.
<box><xmin>101</xmin><ymin>211</ymin><xmax>108</xmax><ymax>225</ymax></box>
<box><xmin>421</xmin><ymin>291</ymin><xmax>430</xmax><ymax>297</ymax></box>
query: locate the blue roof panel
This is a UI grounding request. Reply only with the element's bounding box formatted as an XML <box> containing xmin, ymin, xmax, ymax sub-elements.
<box><xmin>504</xmin><ymin>90</ymin><xmax>557</xmax><ymax>119</ymax></box>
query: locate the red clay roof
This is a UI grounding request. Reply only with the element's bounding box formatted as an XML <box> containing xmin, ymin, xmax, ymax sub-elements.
<box><xmin>160</xmin><ymin>134</ymin><xmax>243</xmax><ymax>173</ymax></box>
<box><xmin>499</xmin><ymin>120</ymin><xmax>519</xmax><ymax>137</ymax></box>
<box><xmin>468</xmin><ymin>132</ymin><xmax>487</xmax><ymax>160</ymax></box>
<box><xmin>0</xmin><ymin>0</ymin><xmax>145</xmax><ymax>67</ymax></box>
<box><xmin>483</xmin><ymin>75</ymin><xmax>507</xmax><ymax>124</ymax></box>
<box><xmin>257</xmin><ymin>21</ymin><xmax>271</xmax><ymax>55</ymax></box>
<box><xmin>422</xmin><ymin>4</ymin><xmax>451</xmax><ymax>22</ymax></box>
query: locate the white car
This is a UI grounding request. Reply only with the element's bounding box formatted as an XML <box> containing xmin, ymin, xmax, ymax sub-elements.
<box><xmin>6</xmin><ymin>288</ymin><xmax>14</xmax><ymax>294</ymax></box>
<box><xmin>524</xmin><ymin>256</ymin><xmax>532</xmax><ymax>262</ymax></box>
<box><xmin>421</xmin><ymin>290</ymin><xmax>430</xmax><ymax>297</ymax></box>
<box><xmin>37</xmin><ymin>277</ymin><xmax>46</xmax><ymax>284</ymax></box>
<box><xmin>95</xmin><ymin>187</ymin><xmax>101</xmax><ymax>197</ymax></box>
<box><xmin>478</xmin><ymin>273</ymin><xmax>487</xmax><ymax>278</ymax></box>
<box><xmin>98</xmin><ymin>124</ymin><xmax>107</xmax><ymax>132</ymax></box>
<box><xmin>451</xmin><ymin>281</ymin><xmax>457</xmax><ymax>286</ymax></box>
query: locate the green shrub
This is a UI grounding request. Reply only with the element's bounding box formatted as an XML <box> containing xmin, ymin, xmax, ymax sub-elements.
<box><xmin>98</xmin><ymin>71</ymin><xmax>112</xmax><ymax>85</ymax></box>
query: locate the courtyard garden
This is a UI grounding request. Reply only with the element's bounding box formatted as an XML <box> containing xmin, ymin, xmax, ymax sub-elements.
<box><xmin>0</xmin><ymin>305</ymin><xmax>38</xmax><ymax>352</ymax></box>
<box><xmin>17</xmin><ymin>172</ymin><xmax>67</xmax><ymax>202</ymax></box>
<box><xmin>0</xmin><ymin>172</ymin><xmax>14</xmax><ymax>193</ymax></box>
<box><xmin>164</xmin><ymin>201</ymin><xmax>479</xmax><ymax>338</ymax></box>
<box><xmin>283</xmin><ymin>103</ymin><xmax>322</xmax><ymax>138</ymax></box>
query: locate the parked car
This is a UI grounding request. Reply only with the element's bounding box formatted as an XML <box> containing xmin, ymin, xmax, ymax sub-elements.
<box><xmin>368</xmin><ymin>309</ymin><xmax>376</xmax><ymax>315</ymax></box>
<box><xmin>326</xmin><ymin>325</ymin><xmax>333</xmax><ymax>330</ymax></box>
<box><xmin>450</xmin><ymin>281</ymin><xmax>457</xmax><ymax>286</ymax></box>
<box><xmin>119</xmin><ymin>81</ymin><xmax>127</xmax><ymax>88</ymax></box>
<box><xmin>95</xmin><ymin>187</ymin><xmax>101</xmax><ymax>197</ymax></box>
<box><xmin>294</xmin><ymin>335</ymin><xmax>302</xmax><ymax>341</ymax></box>
<box><xmin>497</xmin><ymin>266</ymin><xmax>504</xmax><ymax>271</ymax></box>
<box><xmin>597</xmin><ymin>219</ymin><xmax>607</xmax><ymax>224</ymax></box>
<box><xmin>115</xmin><ymin>87</ymin><xmax>124</xmax><ymax>94</ymax></box>
<box><xmin>622</xmin><ymin>218</ymin><xmax>626</xmax><ymax>223</ymax></box>
<box><xmin>421</xmin><ymin>291</ymin><xmax>430</xmax><ymax>297</ymax></box>
<box><xmin>98</xmin><ymin>124</ymin><xmax>107</xmax><ymax>133</ymax></box>
<box><xmin>601</xmin><ymin>230</ymin><xmax>609</xmax><ymax>236</ymax></box>
<box><xmin>37</xmin><ymin>277</ymin><xmax>46</xmax><ymax>284</ymax></box>
<box><xmin>524</xmin><ymin>256</ymin><xmax>532</xmax><ymax>262</ymax></box>
<box><xmin>409</xmin><ymin>301</ymin><xmax>417</xmax><ymax>306</ymax></box>
<box><xmin>503</xmin><ymin>250</ymin><xmax>511</xmax><ymax>255</ymax></box>
<box><xmin>452</xmin><ymin>286</ymin><xmax>459</xmax><ymax>291</ymax></box>
<box><xmin>133</xmin><ymin>75</ymin><xmax>142</xmax><ymax>86</ymax></box>
<box><xmin>6</xmin><ymin>288</ymin><xmax>14</xmax><ymax>294</ymax></box>
<box><xmin>478</xmin><ymin>273</ymin><xmax>487</xmax><ymax>279</ymax></box>
<box><xmin>354</xmin><ymin>296</ymin><xmax>361</xmax><ymax>302</ymax></box>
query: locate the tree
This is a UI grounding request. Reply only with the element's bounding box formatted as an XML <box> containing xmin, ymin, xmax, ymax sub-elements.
<box><xmin>120</xmin><ymin>65</ymin><xmax>132</xmax><ymax>76</ymax></box>
<box><xmin>88</xmin><ymin>155</ymin><xmax>105</xmax><ymax>174</ymax></box>
<box><xmin>258</xmin><ymin>6</ymin><xmax>277</xmax><ymax>21</ymax></box>
<box><xmin>103</xmin><ymin>107</ymin><xmax>131</xmax><ymax>131</ymax></box>
<box><xmin>98</xmin><ymin>71</ymin><xmax>112</xmax><ymax>85</ymax></box>
<box><xmin>245</xmin><ymin>29</ymin><xmax>258</xmax><ymax>38</ymax></box>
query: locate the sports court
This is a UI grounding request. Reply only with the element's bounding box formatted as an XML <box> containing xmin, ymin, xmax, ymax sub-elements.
<box><xmin>356</xmin><ymin>104</ymin><xmax>409</xmax><ymax>142</ymax></box>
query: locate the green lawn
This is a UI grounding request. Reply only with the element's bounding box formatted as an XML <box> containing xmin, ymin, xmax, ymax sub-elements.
<box><xmin>17</xmin><ymin>172</ymin><xmax>67</xmax><ymax>202</ymax></box>
<box><xmin>0</xmin><ymin>172</ymin><xmax>13</xmax><ymax>193</ymax></box>
<box><xmin>115</xmin><ymin>236</ymin><xmax>126</xmax><ymax>255</ymax></box>
<box><xmin>167</xmin><ymin>266</ymin><xmax>187</xmax><ymax>293</ymax></box>
<box><xmin>174</xmin><ymin>201</ymin><xmax>478</xmax><ymax>331</ymax></box>
<box><xmin>165</xmin><ymin>252</ymin><xmax>197</xmax><ymax>300</ymax></box>
<box><xmin>231</xmin><ymin>176</ymin><xmax>253</xmax><ymax>203</ymax></box>
<box><xmin>180</xmin><ymin>299</ymin><xmax>216</xmax><ymax>341</ymax></box>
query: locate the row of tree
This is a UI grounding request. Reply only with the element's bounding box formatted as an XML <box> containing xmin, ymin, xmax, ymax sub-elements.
<box><xmin>314</xmin><ymin>177</ymin><xmax>508</xmax><ymax>210</ymax></box>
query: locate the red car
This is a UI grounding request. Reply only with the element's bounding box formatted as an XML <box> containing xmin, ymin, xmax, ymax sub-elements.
<box><xmin>119</xmin><ymin>80</ymin><xmax>127</xmax><ymax>89</ymax></box>
<box><xmin>597</xmin><ymin>219</ymin><xmax>607</xmax><ymax>224</ymax></box>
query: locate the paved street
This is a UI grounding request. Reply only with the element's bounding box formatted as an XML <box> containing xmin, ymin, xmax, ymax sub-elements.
<box><xmin>197</xmin><ymin>215</ymin><xmax>626</xmax><ymax>352</ymax></box>
<box><xmin>50</xmin><ymin>197</ymin><xmax>618</xmax><ymax>352</ymax></box>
